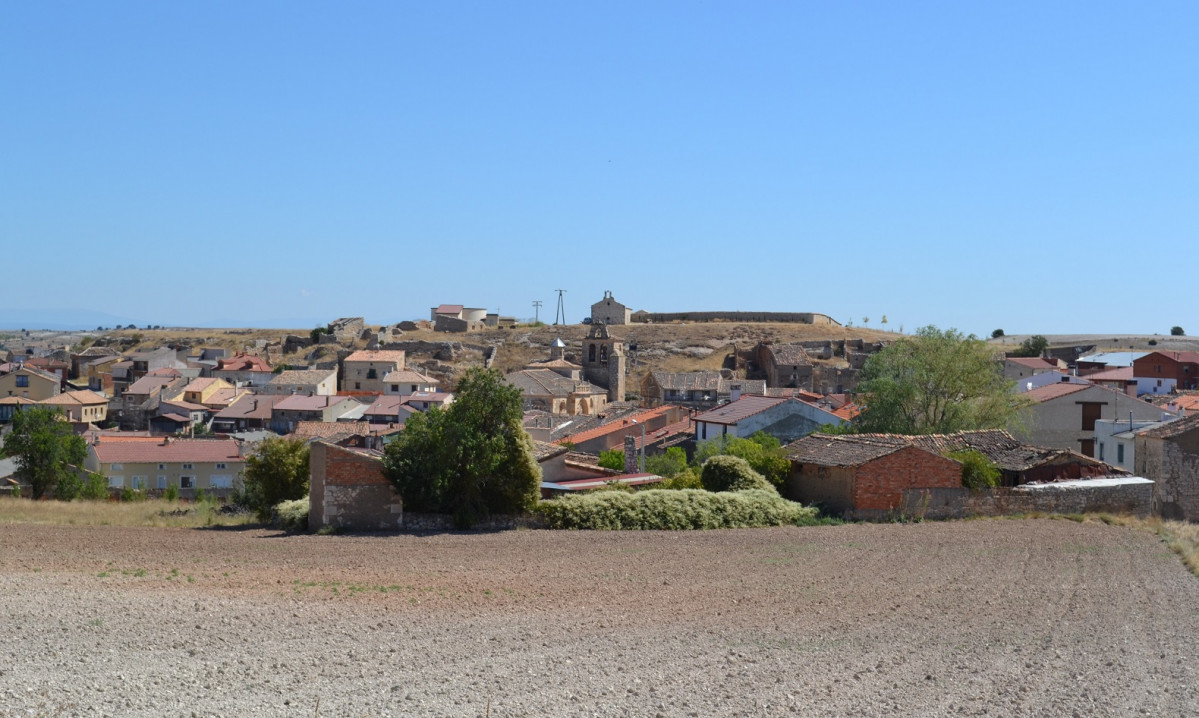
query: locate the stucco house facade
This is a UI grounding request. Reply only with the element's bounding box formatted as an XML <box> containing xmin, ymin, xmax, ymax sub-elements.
<box><xmin>85</xmin><ymin>436</ymin><xmax>244</xmax><ymax>497</ymax></box>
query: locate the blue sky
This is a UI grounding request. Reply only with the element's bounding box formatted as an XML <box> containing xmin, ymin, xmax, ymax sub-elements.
<box><xmin>3</xmin><ymin>2</ymin><xmax>1196</xmax><ymax>334</ymax></box>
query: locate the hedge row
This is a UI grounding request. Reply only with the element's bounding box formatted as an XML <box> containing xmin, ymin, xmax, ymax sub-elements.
<box><xmin>534</xmin><ymin>489</ymin><xmax>819</xmax><ymax>530</ymax></box>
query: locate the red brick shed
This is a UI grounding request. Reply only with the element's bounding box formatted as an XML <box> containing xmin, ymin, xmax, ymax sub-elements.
<box><xmin>784</xmin><ymin>434</ymin><xmax>962</xmax><ymax>515</ymax></box>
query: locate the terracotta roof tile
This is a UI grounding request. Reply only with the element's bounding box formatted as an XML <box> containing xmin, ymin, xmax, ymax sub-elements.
<box><xmin>91</xmin><ymin>438</ymin><xmax>242</xmax><ymax>464</ymax></box>
<box><xmin>344</xmin><ymin>350</ymin><xmax>407</xmax><ymax>364</ymax></box>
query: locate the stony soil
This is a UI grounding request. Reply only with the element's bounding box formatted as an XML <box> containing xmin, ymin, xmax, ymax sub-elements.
<box><xmin>0</xmin><ymin>519</ymin><xmax>1195</xmax><ymax>717</ymax></box>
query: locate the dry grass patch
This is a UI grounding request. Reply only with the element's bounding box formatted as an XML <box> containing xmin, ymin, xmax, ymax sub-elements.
<box><xmin>0</xmin><ymin>497</ymin><xmax>258</xmax><ymax>529</ymax></box>
<box><xmin>1033</xmin><ymin>512</ymin><xmax>1199</xmax><ymax>577</ymax></box>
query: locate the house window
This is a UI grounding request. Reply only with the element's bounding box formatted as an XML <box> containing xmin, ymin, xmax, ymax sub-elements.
<box><xmin>16</xmin><ymin>375</ymin><xmax>28</xmax><ymax>387</ymax></box>
<box><xmin>157</xmin><ymin>476</ymin><xmax>166</xmax><ymax>489</ymax></box>
<box><xmin>108</xmin><ymin>475</ymin><xmax>124</xmax><ymax>488</ymax></box>
<box><xmin>182</xmin><ymin>463</ymin><xmax>194</xmax><ymax>470</ymax></box>
<box><xmin>355</xmin><ymin>382</ymin><xmax>361</xmax><ymax>390</ymax></box>
<box><xmin>1098</xmin><ymin>443</ymin><xmax>1105</xmax><ymax>461</ymax></box>
<box><xmin>131</xmin><ymin>476</ymin><xmax>146</xmax><ymax>490</ymax></box>
<box><xmin>111</xmin><ymin>463</ymin><xmax>123</xmax><ymax>470</ymax></box>
<box><xmin>180</xmin><ymin>476</ymin><xmax>194</xmax><ymax>489</ymax></box>
<box><xmin>1117</xmin><ymin>444</ymin><xmax>1125</xmax><ymax>464</ymax></box>
<box><xmin>210</xmin><ymin>475</ymin><xmax>233</xmax><ymax>489</ymax></box>
<box><xmin>391</xmin><ymin>385</ymin><xmax>399</xmax><ymax>392</ymax></box>
<box><xmin>215</xmin><ymin>463</ymin><xmax>227</xmax><ymax>470</ymax></box>
<box><xmin>158</xmin><ymin>463</ymin><xmax>166</xmax><ymax>470</ymax></box>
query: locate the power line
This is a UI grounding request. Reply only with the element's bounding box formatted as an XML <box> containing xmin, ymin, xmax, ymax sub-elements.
<box><xmin>554</xmin><ymin>289</ymin><xmax>567</xmax><ymax>325</ymax></box>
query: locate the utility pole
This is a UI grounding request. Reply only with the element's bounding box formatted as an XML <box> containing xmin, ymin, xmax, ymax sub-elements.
<box><xmin>532</xmin><ymin>300</ymin><xmax>543</xmax><ymax>324</ymax></box>
<box><xmin>554</xmin><ymin>289</ymin><xmax>567</xmax><ymax>325</ymax></box>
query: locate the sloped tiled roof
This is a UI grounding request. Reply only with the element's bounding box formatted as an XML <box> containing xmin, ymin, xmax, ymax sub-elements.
<box><xmin>92</xmin><ymin>438</ymin><xmax>242</xmax><ymax>464</ymax></box>
<box><xmin>507</xmin><ymin>369</ymin><xmax>603</xmax><ymax>398</ymax></box>
<box><xmin>434</xmin><ymin>304</ymin><xmax>464</xmax><ymax>315</ymax></box>
<box><xmin>381</xmin><ymin>369</ymin><xmax>438</xmax><ymax>385</ymax></box>
<box><xmin>695</xmin><ymin>395</ymin><xmax>793</xmax><ymax>425</ymax></box>
<box><xmin>763</xmin><ymin>344</ymin><xmax>811</xmax><ymax>366</ymax></box>
<box><xmin>292</xmin><ymin>421</ymin><xmax>372</xmax><ymax>440</ymax></box>
<box><xmin>1137</xmin><ymin>413</ymin><xmax>1199</xmax><ymax>440</ymax></box>
<box><xmin>554</xmin><ymin>406</ymin><xmax>673</xmax><ymax>445</ymax></box>
<box><xmin>1024</xmin><ymin>382</ymin><xmax>1092</xmax><ymax>403</ymax></box>
<box><xmin>785</xmin><ymin>434</ymin><xmax>910</xmax><ymax>466</ymax></box>
<box><xmin>1005</xmin><ymin>357</ymin><xmax>1058</xmax><ymax>370</ymax></box>
<box><xmin>125</xmin><ymin>376</ymin><xmax>182</xmax><ymax>396</ymax></box>
<box><xmin>363</xmin><ymin>395</ymin><xmax>417</xmax><ymax>417</ymax></box>
<box><xmin>1086</xmin><ymin>367</ymin><xmax>1134</xmax><ymax>382</ymax></box>
<box><xmin>786</xmin><ymin>429</ymin><xmax>1113</xmax><ymax>474</ymax></box>
<box><xmin>274</xmin><ymin>395</ymin><xmax>352</xmax><ymax>411</ymax></box>
<box><xmin>531</xmin><ymin>440</ymin><xmax>569</xmax><ymax>462</ymax></box>
<box><xmin>215</xmin><ymin>394</ymin><xmax>285</xmax><ymax>420</ymax></box>
<box><xmin>344</xmin><ymin>350</ymin><xmax>406</xmax><ymax>364</ymax></box>
<box><xmin>41</xmin><ymin>390</ymin><xmax>108</xmax><ymax>406</ymax></box>
<box><xmin>215</xmin><ymin>354</ymin><xmax>272</xmax><ymax>372</ymax></box>
<box><xmin>183</xmin><ymin>377</ymin><xmax>224</xmax><ymax>393</ymax></box>
<box><xmin>268</xmin><ymin>369</ymin><xmax>337</xmax><ymax>386</ymax></box>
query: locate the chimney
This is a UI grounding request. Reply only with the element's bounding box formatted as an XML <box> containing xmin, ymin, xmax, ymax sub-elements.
<box><xmin>623</xmin><ymin>434</ymin><xmax>639</xmax><ymax>474</ymax></box>
<box><xmin>729</xmin><ymin>383</ymin><xmax>742</xmax><ymax>402</ymax></box>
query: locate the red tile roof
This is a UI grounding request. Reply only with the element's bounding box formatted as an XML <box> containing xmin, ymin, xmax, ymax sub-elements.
<box><xmin>1087</xmin><ymin>367</ymin><xmax>1134</xmax><ymax>382</ymax></box>
<box><xmin>92</xmin><ymin>438</ymin><xmax>242</xmax><ymax>464</ymax></box>
<box><xmin>215</xmin><ymin>354</ymin><xmax>272</xmax><ymax>372</ymax></box>
<box><xmin>344</xmin><ymin>350</ymin><xmax>407</xmax><ymax>364</ymax></box>
<box><xmin>1006</xmin><ymin>357</ymin><xmax>1057</xmax><ymax>370</ymax></box>
<box><xmin>434</xmin><ymin>304</ymin><xmax>464</xmax><ymax>315</ymax></box>
<box><xmin>1024</xmin><ymin>382</ymin><xmax>1092</xmax><ymax>403</ymax></box>
<box><xmin>694</xmin><ymin>395</ymin><xmax>790</xmax><ymax>425</ymax></box>
<box><xmin>554</xmin><ymin>406</ymin><xmax>673</xmax><ymax>445</ymax></box>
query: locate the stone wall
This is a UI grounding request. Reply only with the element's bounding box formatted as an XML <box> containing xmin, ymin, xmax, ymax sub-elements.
<box><xmin>1137</xmin><ymin>433</ymin><xmax>1199</xmax><ymax>521</ymax></box>
<box><xmin>632</xmin><ymin>311</ymin><xmax>840</xmax><ymax>325</ymax></box>
<box><xmin>858</xmin><ymin>478</ymin><xmax>1156</xmax><ymax>521</ymax></box>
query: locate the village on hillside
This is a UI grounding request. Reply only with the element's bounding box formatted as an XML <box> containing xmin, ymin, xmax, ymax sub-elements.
<box><xmin>1</xmin><ymin>292</ymin><xmax>1197</xmax><ymax>529</ymax></box>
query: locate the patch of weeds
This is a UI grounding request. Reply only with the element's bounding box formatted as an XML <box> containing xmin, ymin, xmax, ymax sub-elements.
<box><xmin>96</xmin><ymin>571</ymin><xmax>109</xmax><ymax>578</ymax></box>
<box><xmin>86</xmin><ymin>618</ymin><xmax>103</xmax><ymax>627</ymax></box>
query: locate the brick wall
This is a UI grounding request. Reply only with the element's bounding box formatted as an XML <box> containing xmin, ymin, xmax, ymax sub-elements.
<box><xmin>851</xmin><ymin>447</ymin><xmax>963</xmax><ymax>511</ymax></box>
<box><xmin>309</xmin><ymin>442</ymin><xmax>403</xmax><ymax>531</ymax></box>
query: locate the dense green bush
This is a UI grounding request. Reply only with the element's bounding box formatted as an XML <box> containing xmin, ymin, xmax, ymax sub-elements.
<box><xmin>657</xmin><ymin>468</ymin><xmax>703</xmax><ymax>490</ymax></box>
<box><xmin>598</xmin><ymin>449</ymin><xmax>625</xmax><ymax>471</ymax></box>
<box><xmin>535</xmin><ymin>489</ymin><xmax>818</xmax><ymax>530</ymax></box>
<box><xmin>163</xmin><ymin>485</ymin><xmax>179</xmax><ymax>502</ymax></box>
<box><xmin>693</xmin><ymin>432</ymin><xmax>790</xmax><ymax>487</ymax></box>
<box><xmin>120</xmin><ymin>487</ymin><xmax>147</xmax><ymax>502</ymax></box>
<box><xmin>645</xmin><ymin>447</ymin><xmax>689</xmax><ymax>478</ymax></box>
<box><xmin>274</xmin><ymin>498</ymin><xmax>310</xmax><ymax>532</ymax></box>
<box><xmin>946</xmin><ymin>449</ymin><xmax>1001</xmax><ymax>491</ymax></box>
<box><xmin>55</xmin><ymin>472</ymin><xmax>108</xmax><ymax>501</ymax></box>
<box><xmin>700</xmin><ymin>455</ymin><xmax>777</xmax><ymax>494</ymax></box>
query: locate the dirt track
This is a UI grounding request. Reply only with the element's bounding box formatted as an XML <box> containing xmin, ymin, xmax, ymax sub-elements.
<box><xmin>0</xmin><ymin>520</ymin><xmax>1196</xmax><ymax>717</ymax></box>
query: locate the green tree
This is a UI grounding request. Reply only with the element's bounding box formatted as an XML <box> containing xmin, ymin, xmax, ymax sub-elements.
<box><xmin>1012</xmin><ymin>334</ymin><xmax>1048</xmax><ymax>358</ymax></box>
<box><xmin>1171</xmin><ymin>326</ymin><xmax>1185</xmax><ymax>336</ymax></box>
<box><xmin>382</xmin><ymin>367</ymin><xmax>541</xmax><ymax>526</ymax></box>
<box><xmin>693</xmin><ymin>432</ymin><xmax>790</xmax><ymax>487</ymax></box>
<box><xmin>700</xmin><ymin>455</ymin><xmax>776</xmax><ymax>493</ymax></box>
<box><xmin>2</xmin><ymin>406</ymin><xmax>88</xmax><ymax>499</ymax></box>
<box><xmin>242</xmin><ymin>436</ymin><xmax>310</xmax><ymax>518</ymax></box>
<box><xmin>855</xmin><ymin>326</ymin><xmax>1026</xmax><ymax>435</ymax></box>
<box><xmin>946</xmin><ymin>449</ymin><xmax>1001</xmax><ymax>491</ymax></box>
<box><xmin>598</xmin><ymin>449</ymin><xmax>625</xmax><ymax>471</ymax></box>
<box><xmin>991</xmin><ymin>329</ymin><xmax>1005</xmax><ymax>339</ymax></box>
<box><xmin>645</xmin><ymin>447</ymin><xmax>689</xmax><ymax>478</ymax></box>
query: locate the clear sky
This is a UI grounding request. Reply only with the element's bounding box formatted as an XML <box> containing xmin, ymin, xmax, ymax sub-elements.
<box><xmin>3</xmin><ymin>2</ymin><xmax>1196</xmax><ymax>334</ymax></box>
